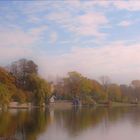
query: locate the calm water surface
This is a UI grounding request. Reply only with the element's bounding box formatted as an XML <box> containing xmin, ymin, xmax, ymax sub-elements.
<box><xmin>0</xmin><ymin>107</ymin><xmax>140</xmax><ymax>140</ymax></box>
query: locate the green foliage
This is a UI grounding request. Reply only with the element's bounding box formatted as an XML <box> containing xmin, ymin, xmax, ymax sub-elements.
<box><xmin>28</xmin><ymin>74</ymin><xmax>51</xmax><ymax>106</ymax></box>
<box><xmin>81</xmin><ymin>95</ymin><xmax>96</xmax><ymax>105</ymax></box>
<box><xmin>0</xmin><ymin>110</ymin><xmax>51</xmax><ymax>139</ymax></box>
<box><xmin>0</xmin><ymin>59</ymin><xmax>51</xmax><ymax>107</ymax></box>
<box><xmin>0</xmin><ymin>67</ymin><xmax>16</xmax><ymax>91</ymax></box>
<box><xmin>55</xmin><ymin>72</ymin><xmax>125</xmax><ymax>105</ymax></box>
<box><xmin>55</xmin><ymin>71</ymin><xmax>107</xmax><ymax>105</ymax></box>
<box><xmin>80</xmin><ymin>78</ymin><xmax>93</xmax><ymax>95</ymax></box>
<box><xmin>0</xmin><ymin>66</ymin><xmax>29</xmax><ymax>104</ymax></box>
<box><xmin>107</xmin><ymin>84</ymin><xmax>122</xmax><ymax>102</ymax></box>
<box><xmin>0</xmin><ymin>84</ymin><xmax>11</xmax><ymax>107</ymax></box>
<box><xmin>12</xmin><ymin>89</ymin><xmax>27</xmax><ymax>103</ymax></box>
<box><xmin>63</xmin><ymin>71</ymin><xmax>83</xmax><ymax>97</ymax></box>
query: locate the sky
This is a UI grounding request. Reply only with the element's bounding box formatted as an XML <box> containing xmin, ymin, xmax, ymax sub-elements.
<box><xmin>0</xmin><ymin>0</ymin><xmax>140</xmax><ymax>84</ymax></box>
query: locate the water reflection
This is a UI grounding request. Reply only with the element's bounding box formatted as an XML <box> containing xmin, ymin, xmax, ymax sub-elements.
<box><xmin>0</xmin><ymin>109</ymin><xmax>51</xmax><ymax>140</ymax></box>
<box><xmin>1</xmin><ymin>107</ymin><xmax>140</xmax><ymax>140</ymax></box>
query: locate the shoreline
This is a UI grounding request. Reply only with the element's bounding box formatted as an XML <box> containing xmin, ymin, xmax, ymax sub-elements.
<box><xmin>0</xmin><ymin>101</ymin><xmax>140</xmax><ymax>111</ymax></box>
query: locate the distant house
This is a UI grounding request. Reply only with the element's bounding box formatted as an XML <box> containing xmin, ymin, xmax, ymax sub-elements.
<box><xmin>49</xmin><ymin>95</ymin><xmax>56</xmax><ymax>104</ymax></box>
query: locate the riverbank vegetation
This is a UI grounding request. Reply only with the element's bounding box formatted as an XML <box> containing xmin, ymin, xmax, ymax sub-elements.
<box><xmin>54</xmin><ymin>72</ymin><xmax>140</xmax><ymax>105</ymax></box>
<box><xmin>0</xmin><ymin>59</ymin><xmax>51</xmax><ymax>108</ymax></box>
<box><xmin>0</xmin><ymin>58</ymin><xmax>140</xmax><ymax>108</ymax></box>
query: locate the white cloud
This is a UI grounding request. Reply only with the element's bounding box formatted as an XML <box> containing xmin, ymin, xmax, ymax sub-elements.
<box><xmin>118</xmin><ymin>20</ymin><xmax>132</xmax><ymax>27</ymax></box>
<box><xmin>77</xmin><ymin>12</ymin><xmax>108</xmax><ymax>37</ymax></box>
<box><xmin>86</xmin><ymin>0</ymin><xmax>140</xmax><ymax>11</ymax></box>
<box><xmin>113</xmin><ymin>1</ymin><xmax>140</xmax><ymax>11</ymax></box>
<box><xmin>47</xmin><ymin>11</ymin><xmax>108</xmax><ymax>38</ymax></box>
<box><xmin>71</xmin><ymin>0</ymin><xmax>140</xmax><ymax>11</ymax></box>
<box><xmin>49</xmin><ymin>31</ymin><xmax>58</xmax><ymax>44</ymax></box>
<box><xmin>29</xmin><ymin>25</ymin><xmax>48</xmax><ymax>37</ymax></box>
<box><xmin>0</xmin><ymin>25</ymin><xmax>48</xmax><ymax>64</ymax></box>
<box><xmin>0</xmin><ymin>25</ymin><xmax>48</xmax><ymax>48</ymax></box>
<box><xmin>0</xmin><ymin>29</ymin><xmax>37</xmax><ymax>47</ymax></box>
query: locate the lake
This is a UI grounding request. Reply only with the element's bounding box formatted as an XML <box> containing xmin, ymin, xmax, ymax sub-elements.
<box><xmin>0</xmin><ymin>107</ymin><xmax>140</xmax><ymax>140</ymax></box>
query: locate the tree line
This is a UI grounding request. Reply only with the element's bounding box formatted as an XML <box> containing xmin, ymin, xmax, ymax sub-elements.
<box><xmin>0</xmin><ymin>58</ymin><xmax>140</xmax><ymax>107</ymax></box>
<box><xmin>0</xmin><ymin>59</ymin><xmax>51</xmax><ymax>107</ymax></box>
<box><xmin>54</xmin><ymin>72</ymin><xmax>140</xmax><ymax>105</ymax></box>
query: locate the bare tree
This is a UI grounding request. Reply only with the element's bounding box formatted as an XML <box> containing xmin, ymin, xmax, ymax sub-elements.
<box><xmin>8</xmin><ymin>59</ymin><xmax>38</xmax><ymax>89</ymax></box>
<box><xmin>99</xmin><ymin>76</ymin><xmax>111</xmax><ymax>91</ymax></box>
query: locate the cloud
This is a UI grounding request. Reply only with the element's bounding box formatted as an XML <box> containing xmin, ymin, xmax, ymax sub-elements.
<box><xmin>0</xmin><ymin>25</ymin><xmax>48</xmax><ymax>48</ymax></box>
<box><xmin>49</xmin><ymin>31</ymin><xmax>58</xmax><ymax>44</ymax></box>
<box><xmin>113</xmin><ymin>1</ymin><xmax>140</xmax><ymax>11</ymax></box>
<box><xmin>69</xmin><ymin>0</ymin><xmax>140</xmax><ymax>11</ymax></box>
<box><xmin>118</xmin><ymin>20</ymin><xmax>132</xmax><ymax>27</ymax></box>
<box><xmin>47</xmin><ymin>11</ymin><xmax>108</xmax><ymax>38</ymax></box>
<box><xmin>29</xmin><ymin>25</ymin><xmax>48</xmax><ymax>36</ymax></box>
<box><xmin>0</xmin><ymin>29</ymin><xmax>37</xmax><ymax>47</ymax></box>
<box><xmin>89</xmin><ymin>1</ymin><xmax>140</xmax><ymax>11</ymax></box>
<box><xmin>0</xmin><ymin>25</ymin><xmax>48</xmax><ymax>64</ymax></box>
<box><xmin>37</xmin><ymin>41</ymin><xmax>140</xmax><ymax>84</ymax></box>
<box><xmin>77</xmin><ymin>12</ymin><xmax>108</xmax><ymax>37</ymax></box>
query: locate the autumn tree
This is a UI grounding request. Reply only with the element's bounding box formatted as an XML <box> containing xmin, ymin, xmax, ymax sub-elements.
<box><xmin>99</xmin><ymin>76</ymin><xmax>111</xmax><ymax>101</ymax></box>
<box><xmin>27</xmin><ymin>74</ymin><xmax>51</xmax><ymax>106</ymax></box>
<box><xmin>55</xmin><ymin>71</ymin><xmax>102</xmax><ymax>105</ymax></box>
<box><xmin>0</xmin><ymin>67</ymin><xmax>16</xmax><ymax>105</ymax></box>
<box><xmin>131</xmin><ymin>80</ymin><xmax>140</xmax><ymax>101</ymax></box>
<box><xmin>120</xmin><ymin>84</ymin><xmax>132</xmax><ymax>102</ymax></box>
<box><xmin>131</xmin><ymin>80</ymin><xmax>140</xmax><ymax>88</ymax></box>
<box><xmin>7</xmin><ymin>59</ymin><xmax>52</xmax><ymax>105</ymax></box>
<box><xmin>90</xmin><ymin>80</ymin><xmax>107</xmax><ymax>102</ymax></box>
<box><xmin>99</xmin><ymin>76</ymin><xmax>110</xmax><ymax>91</ymax></box>
<box><xmin>108</xmin><ymin>84</ymin><xmax>122</xmax><ymax>102</ymax></box>
<box><xmin>63</xmin><ymin>71</ymin><xmax>83</xmax><ymax>98</ymax></box>
<box><xmin>0</xmin><ymin>84</ymin><xmax>11</xmax><ymax>108</ymax></box>
<box><xmin>8</xmin><ymin>59</ymin><xmax>38</xmax><ymax>89</ymax></box>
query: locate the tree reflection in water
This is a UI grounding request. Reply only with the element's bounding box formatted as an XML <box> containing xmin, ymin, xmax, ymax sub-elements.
<box><xmin>0</xmin><ymin>109</ymin><xmax>51</xmax><ymax>140</ymax></box>
<box><xmin>53</xmin><ymin>107</ymin><xmax>128</xmax><ymax>136</ymax></box>
<box><xmin>1</xmin><ymin>107</ymin><xmax>140</xmax><ymax>140</ymax></box>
